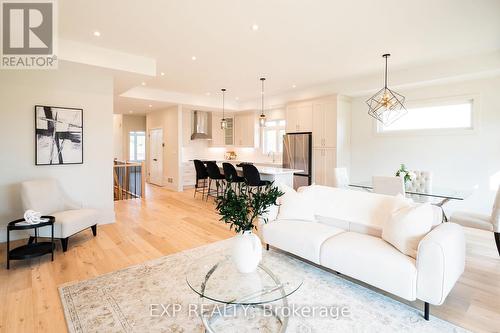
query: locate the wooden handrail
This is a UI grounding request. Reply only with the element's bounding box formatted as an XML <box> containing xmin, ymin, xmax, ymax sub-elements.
<box><xmin>113</xmin><ymin>161</ymin><xmax>145</xmax><ymax>200</ymax></box>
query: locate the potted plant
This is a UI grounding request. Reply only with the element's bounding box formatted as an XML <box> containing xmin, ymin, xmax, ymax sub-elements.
<box><xmin>395</xmin><ymin>164</ymin><xmax>415</xmax><ymax>188</ymax></box>
<box><xmin>216</xmin><ymin>181</ymin><xmax>283</xmax><ymax>273</ymax></box>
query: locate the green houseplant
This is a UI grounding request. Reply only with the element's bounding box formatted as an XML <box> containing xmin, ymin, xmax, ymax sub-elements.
<box><xmin>215</xmin><ymin>181</ymin><xmax>283</xmax><ymax>273</ymax></box>
<box><xmin>395</xmin><ymin>163</ymin><xmax>415</xmax><ymax>186</ymax></box>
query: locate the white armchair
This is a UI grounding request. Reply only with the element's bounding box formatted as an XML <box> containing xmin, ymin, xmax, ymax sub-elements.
<box><xmin>450</xmin><ymin>185</ymin><xmax>500</xmax><ymax>256</ymax></box>
<box><xmin>20</xmin><ymin>179</ymin><xmax>99</xmax><ymax>252</ymax></box>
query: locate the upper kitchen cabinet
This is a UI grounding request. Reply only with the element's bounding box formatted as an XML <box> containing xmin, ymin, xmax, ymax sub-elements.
<box><xmin>210</xmin><ymin>112</ymin><xmax>233</xmax><ymax>146</ymax></box>
<box><xmin>312</xmin><ymin>98</ymin><xmax>337</xmax><ymax>148</ymax></box>
<box><xmin>286</xmin><ymin>103</ymin><xmax>313</xmax><ymax>132</ymax></box>
<box><xmin>234</xmin><ymin>112</ymin><xmax>257</xmax><ymax>147</ymax></box>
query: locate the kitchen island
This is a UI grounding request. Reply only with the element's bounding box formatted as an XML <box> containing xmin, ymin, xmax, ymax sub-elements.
<box><xmin>228</xmin><ymin>163</ymin><xmax>303</xmax><ymax>188</ymax></box>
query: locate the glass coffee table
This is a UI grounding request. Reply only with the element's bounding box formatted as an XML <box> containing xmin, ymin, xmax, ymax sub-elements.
<box><xmin>186</xmin><ymin>254</ymin><xmax>303</xmax><ymax>332</ymax></box>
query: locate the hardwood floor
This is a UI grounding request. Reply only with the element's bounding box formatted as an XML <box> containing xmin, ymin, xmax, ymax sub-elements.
<box><xmin>0</xmin><ymin>184</ymin><xmax>499</xmax><ymax>332</ymax></box>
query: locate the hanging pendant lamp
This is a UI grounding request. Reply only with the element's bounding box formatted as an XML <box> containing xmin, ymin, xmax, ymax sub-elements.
<box><xmin>259</xmin><ymin>77</ymin><xmax>266</xmax><ymax>127</ymax></box>
<box><xmin>220</xmin><ymin>88</ymin><xmax>227</xmax><ymax>130</ymax></box>
<box><xmin>366</xmin><ymin>54</ymin><xmax>407</xmax><ymax>125</ymax></box>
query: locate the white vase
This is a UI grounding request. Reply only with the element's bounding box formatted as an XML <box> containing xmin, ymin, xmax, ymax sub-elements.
<box><xmin>231</xmin><ymin>230</ymin><xmax>262</xmax><ymax>273</ymax></box>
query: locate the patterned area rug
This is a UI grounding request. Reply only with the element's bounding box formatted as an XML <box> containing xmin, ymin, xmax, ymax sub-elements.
<box><xmin>59</xmin><ymin>239</ymin><xmax>468</xmax><ymax>332</ymax></box>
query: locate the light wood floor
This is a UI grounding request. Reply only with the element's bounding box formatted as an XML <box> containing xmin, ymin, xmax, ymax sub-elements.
<box><xmin>0</xmin><ymin>185</ymin><xmax>499</xmax><ymax>333</ymax></box>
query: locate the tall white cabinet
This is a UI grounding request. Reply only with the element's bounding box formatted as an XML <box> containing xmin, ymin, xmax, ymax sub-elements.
<box><xmin>286</xmin><ymin>95</ymin><xmax>351</xmax><ymax>187</ymax></box>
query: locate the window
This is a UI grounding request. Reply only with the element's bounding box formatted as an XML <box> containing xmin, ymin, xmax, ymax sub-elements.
<box><xmin>376</xmin><ymin>99</ymin><xmax>474</xmax><ymax>134</ymax></box>
<box><xmin>262</xmin><ymin>120</ymin><xmax>286</xmax><ymax>154</ymax></box>
<box><xmin>129</xmin><ymin>131</ymin><xmax>145</xmax><ymax>161</ymax></box>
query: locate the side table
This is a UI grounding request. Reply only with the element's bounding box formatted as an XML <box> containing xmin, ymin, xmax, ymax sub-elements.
<box><xmin>6</xmin><ymin>216</ymin><xmax>55</xmax><ymax>269</ymax></box>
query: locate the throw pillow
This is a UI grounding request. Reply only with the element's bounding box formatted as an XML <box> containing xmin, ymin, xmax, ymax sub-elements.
<box><xmin>276</xmin><ymin>183</ymin><xmax>316</xmax><ymax>222</ymax></box>
<box><xmin>382</xmin><ymin>203</ymin><xmax>433</xmax><ymax>259</ymax></box>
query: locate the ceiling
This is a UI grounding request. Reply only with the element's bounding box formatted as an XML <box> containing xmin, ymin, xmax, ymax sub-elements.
<box><xmin>58</xmin><ymin>0</ymin><xmax>500</xmax><ymax>112</ymax></box>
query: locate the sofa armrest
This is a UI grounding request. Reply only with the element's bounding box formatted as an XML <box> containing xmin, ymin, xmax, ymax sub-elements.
<box><xmin>416</xmin><ymin>223</ymin><xmax>465</xmax><ymax>305</ymax></box>
<box><xmin>256</xmin><ymin>204</ymin><xmax>279</xmax><ymax>238</ymax></box>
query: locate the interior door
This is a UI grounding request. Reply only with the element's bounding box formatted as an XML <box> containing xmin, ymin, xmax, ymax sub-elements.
<box><xmin>149</xmin><ymin>128</ymin><xmax>163</xmax><ymax>186</ymax></box>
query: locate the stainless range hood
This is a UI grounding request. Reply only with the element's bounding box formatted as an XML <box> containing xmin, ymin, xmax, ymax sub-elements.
<box><xmin>190</xmin><ymin>110</ymin><xmax>212</xmax><ymax>140</ymax></box>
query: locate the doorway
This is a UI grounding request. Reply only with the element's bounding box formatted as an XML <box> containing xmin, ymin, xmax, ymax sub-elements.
<box><xmin>149</xmin><ymin>128</ymin><xmax>163</xmax><ymax>186</ymax></box>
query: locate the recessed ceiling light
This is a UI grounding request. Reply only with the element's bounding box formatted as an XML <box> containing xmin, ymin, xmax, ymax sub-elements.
<box><xmin>251</xmin><ymin>24</ymin><xmax>259</xmax><ymax>31</ymax></box>
<box><xmin>160</xmin><ymin>72</ymin><xmax>165</xmax><ymax>76</ymax></box>
<box><xmin>93</xmin><ymin>31</ymin><xmax>101</xmax><ymax>37</ymax></box>
<box><xmin>148</xmin><ymin>104</ymin><xmax>153</xmax><ymax>108</ymax></box>
<box><xmin>205</xmin><ymin>92</ymin><xmax>211</xmax><ymax>96</ymax></box>
<box><xmin>292</xmin><ymin>84</ymin><xmax>297</xmax><ymax>88</ymax></box>
<box><xmin>191</xmin><ymin>56</ymin><xmax>197</xmax><ymax>61</ymax></box>
<box><xmin>141</xmin><ymin>82</ymin><xmax>146</xmax><ymax>86</ymax></box>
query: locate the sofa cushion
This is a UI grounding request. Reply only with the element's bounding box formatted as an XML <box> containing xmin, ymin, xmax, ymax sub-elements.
<box><xmin>320</xmin><ymin>232</ymin><xmax>417</xmax><ymax>301</ymax></box>
<box><xmin>315</xmin><ymin>215</ymin><xmax>383</xmax><ymax>237</ymax></box>
<box><xmin>261</xmin><ymin>220</ymin><xmax>345</xmax><ymax>264</ymax></box>
<box><xmin>382</xmin><ymin>203</ymin><xmax>433</xmax><ymax>259</ymax></box>
<box><xmin>276</xmin><ymin>183</ymin><xmax>315</xmax><ymax>222</ymax></box>
<box><xmin>297</xmin><ymin>185</ymin><xmax>410</xmax><ymax>229</ymax></box>
<box><xmin>33</xmin><ymin>209</ymin><xmax>99</xmax><ymax>238</ymax></box>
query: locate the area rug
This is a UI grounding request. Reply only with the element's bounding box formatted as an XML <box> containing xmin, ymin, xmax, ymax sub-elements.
<box><xmin>59</xmin><ymin>239</ymin><xmax>468</xmax><ymax>333</ymax></box>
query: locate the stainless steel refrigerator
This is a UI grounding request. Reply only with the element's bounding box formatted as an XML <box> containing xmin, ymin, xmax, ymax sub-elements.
<box><xmin>282</xmin><ymin>132</ymin><xmax>312</xmax><ymax>189</ymax></box>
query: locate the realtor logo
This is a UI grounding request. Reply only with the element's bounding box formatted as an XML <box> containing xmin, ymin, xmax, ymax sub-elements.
<box><xmin>1</xmin><ymin>0</ymin><xmax>57</xmax><ymax>69</ymax></box>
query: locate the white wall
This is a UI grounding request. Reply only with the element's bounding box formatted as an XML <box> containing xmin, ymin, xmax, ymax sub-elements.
<box><xmin>146</xmin><ymin>106</ymin><xmax>182</xmax><ymax>191</ymax></box>
<box><xmin>0</xmin><ymin>62</ymin><xmax>115</xmax><ymax>241</ymax></box>
<box><xmin>113</xmin><ymin>114</ymin><xmax>123</xmax><ymax>161</ymax></box>
<box><xmin>350</xmin><ymin>76</ymin><xmax>500</xmax><ymax>214</ymax></box>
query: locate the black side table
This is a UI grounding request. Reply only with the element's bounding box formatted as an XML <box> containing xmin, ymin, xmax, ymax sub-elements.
<box><xmin>6</xmin><ymin>216</ymin><xmax>55</xmax><ymax>269</ymax></box>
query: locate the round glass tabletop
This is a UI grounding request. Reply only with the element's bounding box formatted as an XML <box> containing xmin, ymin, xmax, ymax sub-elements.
<box><xmin>186</xmin><ymin>254</ymin><xmax>303</xmax><ymax>306</ymax></box>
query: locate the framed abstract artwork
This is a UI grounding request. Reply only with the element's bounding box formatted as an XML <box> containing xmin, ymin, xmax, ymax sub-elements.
<box><xmin>35</xmin><ymin>105</ymin><xmax>83</xmax><ymax>165</ymax></box>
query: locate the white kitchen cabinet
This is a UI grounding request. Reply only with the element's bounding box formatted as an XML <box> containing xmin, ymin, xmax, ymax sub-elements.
<box><xmin>312</xmin><ymin>148</ymin><xmax>337</xmax><ymax>186</ymax></box>
<box><xmin>312</xmin><ymin>101</ymin><xmax>337</xmax><ymax>148</ymax></box>
<box><xmin>210</xmin><ymin>112</ymin><xmax>224</xmax><ymax>146</ymax></box>
<box><xmin>286</xmin><ymin>104</ymin><xmax>313</xmax><ymax>132</ymax></box>
<box><xmin>210</xmin><ymin>113</ymin><xmax>233</xmax><ymax>147</ymax></box>
<box><xmin>234</xmin><ymin>112</ymin><xmax>256</xmax><ymax>147</ymax></box>
<box><xmin>182</xmin><ymin>161</ymin><xmax>196</xmax><ymax>187</ymax></box>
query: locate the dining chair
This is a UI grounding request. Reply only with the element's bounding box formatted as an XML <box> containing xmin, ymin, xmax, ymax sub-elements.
<box><xmin>372</xmin><ymin>176</ymin><xmax>405</xmax><ymax>196</ymax></box>
<box><xmin>193</xmin><ymin>160</ymin><xmax>209</xmax><ymax>199</ymax></box>
<box><xmin>205</xmin><ymin>161</ymin><xmax>226</xmax><ymax>201</ymax></box>
<box><xmin>406</xmin><ymin>170</ymin><xmax>433</xmax><ymax>202</ymax></box>
<box><xmin>450</xmin><ymin>185</ymin><xmax>500</xmax><ymax>256</ymax></box>
<box><xmin>332</xmin><ymin>167</ymin><xmax>349</xmax><ymax>188</ymax></box>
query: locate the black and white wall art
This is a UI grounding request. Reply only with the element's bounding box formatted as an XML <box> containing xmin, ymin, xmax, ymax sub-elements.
<box><xmin>35</xmin><ymin>105</ymin><xmax>83</xmax><ymax>165</ymax></box>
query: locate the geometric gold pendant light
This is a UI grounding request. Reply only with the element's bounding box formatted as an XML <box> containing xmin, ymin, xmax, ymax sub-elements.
<box><xmin>366</xmin><ymin>54</ymin><xmax>407</xmax><ymax>125</ymax></box>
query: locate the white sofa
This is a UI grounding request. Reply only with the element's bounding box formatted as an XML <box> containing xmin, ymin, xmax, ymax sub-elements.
<box><xmin>259</xmin><ymin>185</ymin><xmax>465</xmax><ymax>320</ymax></box>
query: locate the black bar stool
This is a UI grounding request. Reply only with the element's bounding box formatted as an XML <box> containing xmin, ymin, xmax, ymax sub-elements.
<box><xmin>223</xmin><ymin>163</ymin><xmax>245</xmax><ymax>192</ymax></box>
<box><xmin>206</xmin><ymin>161</ymin><xmax>226</xmax><ymax>201</ymax></box>
<box><xmin>241</xmin><ymin>164</ymin><xmax>271</xmax><ymax>190</ymax></box>
<box><xmin>193</xmin><ymin>160</ymin><xmax>209</xmax><ymax>199</ymax></box>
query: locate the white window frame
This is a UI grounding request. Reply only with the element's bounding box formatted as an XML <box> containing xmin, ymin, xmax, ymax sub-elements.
<box><xmin>261</xmin><ymin>120</ymin><xmax>286</xmax><ymax>154</ymax></box>
<box><xmin>129</xmin><ymin>131</ymin><xmax>146</xmax><ymax>161</ymax></box>
<box><xmin>373</xmin><ymin>94</ymin><xmax>479</xmax><ymax>137</ymax></box>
